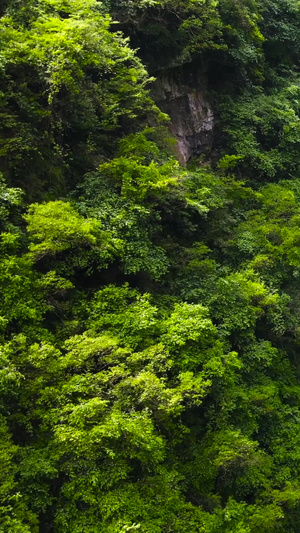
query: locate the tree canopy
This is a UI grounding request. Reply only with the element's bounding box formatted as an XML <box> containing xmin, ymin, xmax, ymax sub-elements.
<box><xmin>2</xmin><ymin>0</ymin><xmax>300</xmax><ymax>532</ymax></box>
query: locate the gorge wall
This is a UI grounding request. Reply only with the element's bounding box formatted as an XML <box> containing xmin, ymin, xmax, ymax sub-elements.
<box><xmin>152</xmin><ymin>67</ymin><xmax>214</xmax><ymax>164</ymax></box>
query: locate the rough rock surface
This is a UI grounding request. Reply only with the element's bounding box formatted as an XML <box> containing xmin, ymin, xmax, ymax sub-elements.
<box><xmin>152</xmin><ymin>67</ymin><xmax>214</xmax><ymax>164</ymax></box>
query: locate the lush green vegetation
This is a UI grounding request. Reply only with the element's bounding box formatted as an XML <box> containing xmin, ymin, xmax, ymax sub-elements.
<box><xmin>3</xmin><ymin>0</ymin><xmax>300</xmax><ymax>531</ymax></box>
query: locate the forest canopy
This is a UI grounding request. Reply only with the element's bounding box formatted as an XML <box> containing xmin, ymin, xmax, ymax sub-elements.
<box><xmin>2</xmin><ymin>0</ymin><xmax>300</xmax><ymax>532</ymax></box>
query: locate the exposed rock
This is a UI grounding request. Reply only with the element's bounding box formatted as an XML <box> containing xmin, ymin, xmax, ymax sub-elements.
<box><xmin>152</xmin><ymin>67</ymin><xmax>214</xmax><ymax>164</ymax></box>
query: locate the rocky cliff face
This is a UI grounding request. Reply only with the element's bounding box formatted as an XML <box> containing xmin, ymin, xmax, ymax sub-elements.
<box><xmin>152</xmin><ymin>67</ymin><xmax>214</xmax><ymax>164</ymax></box>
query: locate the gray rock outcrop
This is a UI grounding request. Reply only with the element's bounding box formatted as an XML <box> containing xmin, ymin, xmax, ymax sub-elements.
<box><xmin>152</xmin><ymin>67</ymin><xmax>214</xmax><ymax>164</ymax></box>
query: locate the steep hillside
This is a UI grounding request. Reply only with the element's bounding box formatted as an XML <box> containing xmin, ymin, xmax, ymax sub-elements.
<box><xmin>2</xmin><ymin>1</ymin><xmax>300</xmax><ymax>532</ymax></box>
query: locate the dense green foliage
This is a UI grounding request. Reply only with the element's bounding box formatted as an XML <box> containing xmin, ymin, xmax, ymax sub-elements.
<box><xmin>3</xmin><ymin>0</ymin><xmax>300</xmax><ymax>531</ymax></box>
<box><xmin>0</xmin><ymin>0</ymin><xmax>163</xmax><ymax>197</ymax></box>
